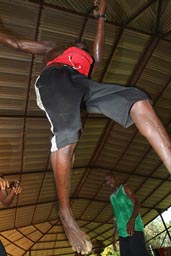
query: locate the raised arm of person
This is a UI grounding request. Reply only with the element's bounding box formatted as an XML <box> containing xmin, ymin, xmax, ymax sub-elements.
<box><xmin>91</xmin><ymin>0</ymin><xmax>106</xmax><ymax>75</ymax></box>
<box><xmin>124</xmin><ymin>184</ymin><xmax>140</xmax><ymax>236</ymax></box>
<box><xmin>0</xmin><ymin>32</ymin><xmax>56</xmax><ymax>55</ymax></box>
<box><xmin>0</xmin><ymin>178</ymin><xmax>22</xmax><ymax>207</ymax></box>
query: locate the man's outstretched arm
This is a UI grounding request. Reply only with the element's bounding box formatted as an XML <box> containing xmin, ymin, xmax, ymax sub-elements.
<box><xmin>91</xmin><ymin>0</ymin><xmax>106</xmax><ymax>75</ymax></box>
<box><xmin>0</xmin><ymin>33</ymin><xmax>56</xmax><ymax>55</ymax></box>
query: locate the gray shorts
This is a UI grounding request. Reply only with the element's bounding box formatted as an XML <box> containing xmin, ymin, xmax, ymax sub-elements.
<box><xmin>119</xmin><ymin>231</ymin><xmax>149</xmax><ymax>256</ymax></box>
<box><xmin>35</xmin><ymin>66</ymin><xmax>149</xmax><ymax>151</ymax></box>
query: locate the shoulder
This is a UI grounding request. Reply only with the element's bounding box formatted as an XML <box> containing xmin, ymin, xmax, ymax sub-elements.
<box><xmin>118</xmin><ymin>183</ymin><xmax>124</xmax><ymax>191</ymax></box>
<box><xmin>122</xmin><ymin>184</ymin><xmax>139</xmax><ymax>203</ymax></box>
<box><xmin>122</xmin><ymin>184</ymin><xmax>132</xmax><ymax>195</ymax></box>
<box><xmin>110</xmin><ymin>183</ymin><xmax>123</xmax><ymax>195</ymax></box>
<box><xmin>43</xmin><ymin>47</ymin><xmax>65</xmax><ymax>64</ymax></box>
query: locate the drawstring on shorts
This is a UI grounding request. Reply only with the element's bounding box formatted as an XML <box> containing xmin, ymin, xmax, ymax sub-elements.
<box><xmin>68</xmin><ymin>56</ymin><xmax>81</xmax><ymax>70</ymax></box>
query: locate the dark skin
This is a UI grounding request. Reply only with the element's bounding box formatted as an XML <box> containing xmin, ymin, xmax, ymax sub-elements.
<box><xmin>0</xmin><ymin>0</ymin><xmax>105</xmax><ymax>76</ymax></box>
<box><xmin>0</xmin><ymin>1</ymin><xmax>106</xmax><ymax>254</ymax></box>
<box><xmin>105</xmin><ymin>175</ymin><xmax>141</xmax><ymax>248</ymax></box>
<box><xmin>0</xmin><ymin>176</ymin><xmax>22</xmax><ymax>255</ymax></box>
<box><xmin>0</xmin><ymin>0</ymin><xmax>171</xmax><ymax>254</ymax></box>
<box><xmin>0</xmin><ymin>176</ymin><xmax>22</xmax><ymax>207</ymax></box>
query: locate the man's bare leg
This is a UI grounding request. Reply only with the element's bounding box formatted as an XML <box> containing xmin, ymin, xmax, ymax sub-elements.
<box><xmin>130</xmin><ymin>100</ymin><xmax>171</xmax><ymax>174</ymax></box>
<box><xmin>51</xmin><ymin>144</ymin><xmax>92</xmax><ymax>254</ymax></box>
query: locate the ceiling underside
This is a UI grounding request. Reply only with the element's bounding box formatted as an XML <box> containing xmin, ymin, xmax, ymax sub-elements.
<box><xmin>0</xmin><ymin>0</ymin><xmax>171</xmax><ymax>255</ymax></box>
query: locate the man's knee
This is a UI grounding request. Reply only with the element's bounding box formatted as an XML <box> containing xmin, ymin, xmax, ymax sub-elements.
<box><xmin>51</xmin><ymin>144</ymin><xmax>76</xmax><ymax>161</ymax></box>
<box><xmin>130</xmin><ymin>99</ymin><xmax>151</xmax><ymax>116</ymax></box>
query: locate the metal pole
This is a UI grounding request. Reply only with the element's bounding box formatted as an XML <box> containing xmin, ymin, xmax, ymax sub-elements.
<box><xmin>157</xmin><ymin>209</ymin><xmax>171</xmax><ymax>242</ymax></box>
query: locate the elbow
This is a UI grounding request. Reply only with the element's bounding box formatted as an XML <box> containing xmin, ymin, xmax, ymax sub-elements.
<box><xmin>6</xmin><ymin>38</ymin><xmax>20</xmax><ymax>50</ymax></box>
<box><xmin>1</xmin><ymin>197</ymin><xmax>12</xmax><ymax>208</ymax></box>
<box><xmin>2</xmin><ymin>202</ymin><xmax>10</xmax><ymax>207</ymax></box>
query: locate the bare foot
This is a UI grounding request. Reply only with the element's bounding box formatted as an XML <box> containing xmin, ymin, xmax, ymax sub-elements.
<box><xmin>59</xmin><ymin>209</ymin><xmax>92</xmax><ymax>254</ymax></box>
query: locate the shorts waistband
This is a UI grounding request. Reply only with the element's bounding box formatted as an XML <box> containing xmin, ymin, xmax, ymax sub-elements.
<box><xmin>46</xmin><ymin>62</ymin><xmax>72</xmax><ymax>68</ymax></box>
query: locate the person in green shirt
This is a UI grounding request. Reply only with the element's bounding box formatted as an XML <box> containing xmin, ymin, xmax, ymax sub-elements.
<box><xmin>105</xmin><ymin>175</ymin><xmax>149</xmax><ymax>256</ymax></box>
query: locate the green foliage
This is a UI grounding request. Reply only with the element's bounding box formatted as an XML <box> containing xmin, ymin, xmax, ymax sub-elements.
<box><xmin>90</xmin><ymin>209</ymin><xmax>171</xmax><ymax>256</ymax></box>
<box><xmin>89</xmin><ymin>244</ymin><xmax>120</xmax><ymax>256</ymax></box>
<box><xmin>101</xmin><ymin>244</ymin><xmax>120</xmax><ymax>256</ymax></box>
<box><xmin>144</xmin><ymin>215</ymin><xmax>171</xmax><ymax>249</ymax></box>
